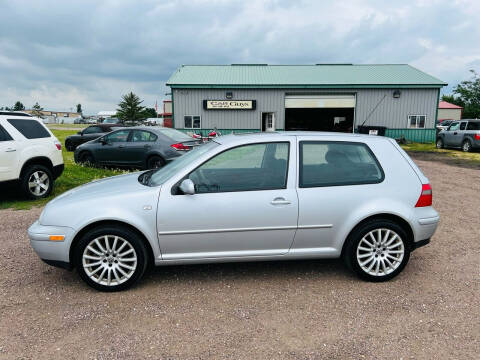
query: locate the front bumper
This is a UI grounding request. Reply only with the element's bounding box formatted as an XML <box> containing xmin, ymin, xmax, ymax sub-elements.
<box><xmin>28</xmin><ymin>221</ymin><xmax>75</xmax><ymax>268</ymax></box>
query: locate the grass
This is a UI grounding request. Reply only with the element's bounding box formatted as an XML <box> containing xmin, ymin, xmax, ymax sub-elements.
<box><xmin>401</xmin><ymin>142</ymin><xmax>480</xmax><ymax>164</ymax></box>
<box><xmin>0</xmin><ymin>129</ymin><xmax>131</xmax><ymax>210</ymax></box>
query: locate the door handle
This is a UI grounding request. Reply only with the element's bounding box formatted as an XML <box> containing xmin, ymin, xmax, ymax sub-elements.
<box><xmin>118</xmin><ymin>145</ymin><xmax>124</xmax><ymax>148</ymax></box>
<box><xmin>454</xmin><ymin>132</ymin><xmax>458</xmax><ymax>135</ymax></box>
<box><xmin>271</xmin><ymin>197</ymin><xmax>291</xmax><ymax>205</ymax></box>
<box><xmin>144</xmin><ymin>144</ymin><xmax>151</xmax><ymax>148</ymax></box>
<box><xmin>5</xmin><ymin>148</ymin><xmax>16</xmax><ymax>152</ymax></box>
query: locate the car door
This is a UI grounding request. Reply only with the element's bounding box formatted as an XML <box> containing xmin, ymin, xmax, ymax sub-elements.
<box><xmin>294</xmin><ymin>140</ymin><xmax>385</xmax><ymax>255</ymax></box>
<box><xmin>0</xmin><ymin>124</ymin><xmax>18</xmax><ymax>181</ymax></box>
<box><xmin>444</xmin><ymin>121</ymin><xmax>460</xmax><ymax>146</ymax></box>
<box><xmin>94</xmin><ymin>129</ymin><xmax>131</xmax><ymax>165</ymax></box>
<box><xmin>156</xmin><ymin>139</ymin><xmax>298</xmax><ymax>260</ymax></box>
<box><xmin>453</xmin><ymin>121</ymin><xmax>468</xmax><ymax>147</ymax></box>
<box><xmin>123</xmin><ymin>130</ymin><xmax>158</xmax><ymax>166</ymax></box>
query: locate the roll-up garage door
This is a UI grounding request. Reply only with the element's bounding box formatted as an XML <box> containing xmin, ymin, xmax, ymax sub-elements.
<box><xmin>285</xmin><ymin>95</ymin><xmax>355</xmax><ymax>108</ymax></box>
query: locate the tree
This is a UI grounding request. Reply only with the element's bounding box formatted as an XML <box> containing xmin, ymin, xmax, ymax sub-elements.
<box><xmin>144</xmin><ymin>107</ymin><xmax>157</xmax><ymax>118</ymax></box>
<box><xmin>116</xmin><ymin>92</ymin><xmax>147</xmax><ymax>124</ymax></box>
<box><xmin>31</xmin><ymin>102</ymin><xmax>44</xmax><ymax>117</ymax></box>
<box><xmin>441</xmin><ymin>94</ymin><xmax>464</xmax><ymax>108</ymax></box>
<box><xmin>76</xmin><ymin>103</ymin><xmax>82</xmax><ymax>114</ymax></box>
<box><xmin>13</xmin><ymin>101</ymin><xmax>25</xmax><ymax>111</ymax></box>
<box><xmin>450</xmin><ymin>70</ymin><xmax>480</xmax><ymax>119</ymax></box>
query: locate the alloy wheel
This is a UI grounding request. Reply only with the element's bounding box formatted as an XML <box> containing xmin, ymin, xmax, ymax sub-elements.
<box><xmin>463</xmin><ymin>141</ymin><xmax>471</xmax><ymax>152</ymax></box>
<box><xmin>28</xmin><ymin>170</ymin><xmax>50</xmax><ymax>197</ymax></box>
<box><xmin>356</xmin><ymin>228</ymin><xmax>405</xmax><ymax>277</ymax></box>
<box><xmin>82</xmin><ymin>235</ymin><xmax>138</xmax><ymax>286</ymax></box>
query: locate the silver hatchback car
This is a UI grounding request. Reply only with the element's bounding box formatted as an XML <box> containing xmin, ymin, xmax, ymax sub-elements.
<box><xmin>28</xmin><ymin>132</ymin><xmax>439</xmax><ymax>291</ymax></box>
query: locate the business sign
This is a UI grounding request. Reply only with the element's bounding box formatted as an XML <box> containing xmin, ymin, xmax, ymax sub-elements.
<box><xmin>203</xmin><ymin>100</ymin><xmax>256</xmax><ymax>110</ymax></box>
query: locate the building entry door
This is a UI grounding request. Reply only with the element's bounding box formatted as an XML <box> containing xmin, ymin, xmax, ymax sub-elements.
<box><xmin>262</xmin><ymin>112</ymin><xmax>275</xmax><ymax>132</ymax></box>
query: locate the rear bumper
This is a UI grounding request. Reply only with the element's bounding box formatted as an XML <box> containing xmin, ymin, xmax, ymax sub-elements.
<box><xmin>52</xmin><ymin>164</ymin><xmax>64</xmax><ymax>179</ymax></box>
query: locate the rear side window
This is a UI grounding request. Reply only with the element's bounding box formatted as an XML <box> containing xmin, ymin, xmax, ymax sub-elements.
<box><xmin>7</xmin><ymin>119</ymin><xmax>50</xmax><ymax>139</ymax></box>
<box><xmin>460</xmin><ymin>122</ymin><xmax>467</xmax><ymax>130</ymax></box>
<box><xmin>467</xmin><ymin>122</ymin><xmax>480</xmax><ymax>130</ymax></box>
<box><xmin>130</xmin><ymin>130</ymin><xmax>158</xmax><ymax>142</ymax></box>
<box><xmin>0</xmin><ymin>125</ymin><xmax>13</xmax><ymax>141</ymax></box>
<box><xmin>299</xmin><ymin>141</ymin><xmax>384</xmax><ymax>188</ymax></box>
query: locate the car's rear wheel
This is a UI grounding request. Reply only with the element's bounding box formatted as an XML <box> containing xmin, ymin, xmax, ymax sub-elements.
<box><xmin>20</xmin><ymin>164</ymin><xmax>53</xmax><ymax>200</ymax></box>
<box><xmin>79</xmin><ymin>151</ymin><xmax>95</xmax><ymax>166</ymax></box>
<box><xmin>74</xmin><ymin>226</ymin><xmax>148</xmax><ymax>291</ymax></box>
<box><xmin>343</xmin><ymin>219</ymin><xmax>410</xmax><ymax>282</ymax></box>
<box><xmin>146</xmin><ymin>155</ymin><xmax>165</xmax><ymax>170</ymax></box>
<box><xmin>436</xmin><ymin>138</ymin><xmax>444</xmax><ymax>149</ymax></box>
<box><xmin>462</xmin><ymin>140</ymin><xmax>472</xmax><ymax>152</ymax></box>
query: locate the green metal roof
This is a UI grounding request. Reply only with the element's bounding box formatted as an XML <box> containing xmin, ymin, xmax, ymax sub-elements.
<box><xmin>167</xmin><ymin>64</ymin><xmax>446</xmax><ymax>89</ymax></box>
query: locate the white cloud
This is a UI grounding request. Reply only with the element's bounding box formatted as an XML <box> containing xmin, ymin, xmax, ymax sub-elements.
<box><xmin>0</xmin><ymin>0</ymin><xmax>479</xmax><ymax>112</ymax></box>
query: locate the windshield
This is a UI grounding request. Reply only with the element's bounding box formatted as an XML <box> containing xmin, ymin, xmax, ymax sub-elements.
<box><xmin>148</xmin><ymin>141</ymin><xmax>219</xmax><ymax>186</ymax></box>
<box><xmin>155</xmin><ymin>128</ymin><xmax>193</xmax><ymax>142</ymax></box>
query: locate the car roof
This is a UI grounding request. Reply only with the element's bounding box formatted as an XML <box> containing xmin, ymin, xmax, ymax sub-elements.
<box><xmin>214</xmin><ymin>131</ymin><xmax>394</xmax><ymax>145</ymax></box>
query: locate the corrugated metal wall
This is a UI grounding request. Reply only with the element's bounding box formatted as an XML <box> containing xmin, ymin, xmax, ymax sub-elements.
<box><xmin>173</xmin><ymin>88</ymin><xmax>438</xmax><ymax>130</ymax></box>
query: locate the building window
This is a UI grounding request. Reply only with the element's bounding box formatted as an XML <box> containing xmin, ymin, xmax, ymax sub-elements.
<box><xmin>184</xmin><ymin>115</ymin><xmax>201</xmax><ymax>129</ymax></box>
<box><xmin>408</xmin><ymin>115</ymin><xmax>426</xmax><ymax>129</ymax></box>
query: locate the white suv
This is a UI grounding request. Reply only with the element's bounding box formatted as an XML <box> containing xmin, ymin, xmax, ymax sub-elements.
<box><xmin>0</xmin><ymin>112</ymin><xmax>64</xmax><ymax>199</ymax></box>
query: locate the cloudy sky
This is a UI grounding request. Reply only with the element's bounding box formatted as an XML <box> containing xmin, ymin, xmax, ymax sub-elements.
<box><xmin>1</xmin><ymin>0</ymin><xmax>479</xmax><ymax>114</ymax></box>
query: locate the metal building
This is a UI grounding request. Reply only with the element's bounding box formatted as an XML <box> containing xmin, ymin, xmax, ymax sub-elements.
<box><xmin>166</xmin><ymin>64</ymin><xmax>446</xmax><ymax>142</ymax></box>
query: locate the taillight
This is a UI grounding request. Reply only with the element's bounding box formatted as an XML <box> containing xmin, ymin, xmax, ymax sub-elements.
<box><xmin>55</xmin><ymin>141</ymin><xmax>62</xmax><ymax>150</ymax></box>
<box><xmin>474</xmin><ymin>134</ymin><xmax>480</xmax><ymax>140</ymax></box>
<box><xmin>171</xmin><ymin>143</ymin><xmax>189</xmax><ymax>150</ymax></box>
<box><xmin>415</xmin><ymin>184</ymin><xmax>432</xmax><ymax>207</ymax></box>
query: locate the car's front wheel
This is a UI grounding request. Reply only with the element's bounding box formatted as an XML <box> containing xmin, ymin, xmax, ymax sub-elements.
<box><xmin>436</xmin><ymin>138</ymin><xmax>444</xmax><ymax>149</ymax></box>
<box><xmin>74</xmin><ymin>226</ymin><xmax>148</xmax><ymax>291</ymax></box>
<box><xmin>79</xmin><ymin>151</ymin><xmax>95</xmax><ymax>166</ymax></box>
<box><xmin>343</xmin><ymin>219</ymin><xmax>410</xmax><ymax>282</ymax></box>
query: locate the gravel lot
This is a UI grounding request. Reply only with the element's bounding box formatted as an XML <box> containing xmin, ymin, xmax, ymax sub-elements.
<box><xmin>0</xmin><ymin>158</ymin><xmax>478</xmax><ymax>359</ymax></box>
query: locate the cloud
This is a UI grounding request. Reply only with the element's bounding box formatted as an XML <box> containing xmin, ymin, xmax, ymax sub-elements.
<box><xmin>0</xmin><ymin>0</ymin><xmax>479</xmax><ymax>113</ymax></box>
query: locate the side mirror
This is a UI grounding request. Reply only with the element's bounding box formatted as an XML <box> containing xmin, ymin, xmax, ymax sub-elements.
<box><xmin>77</xmin><ymin>131</ymin><xmax>83</xmax><ymax>135</ymax></box>
<box><xmin>100</xmin><ymin>138</ymin><xmax>107</xmax><ymax>145</ymax></box>
<box><xmin>179</xmin><ymin>179</ymin><xmax>195</xmax><ymax>195</ymax></box>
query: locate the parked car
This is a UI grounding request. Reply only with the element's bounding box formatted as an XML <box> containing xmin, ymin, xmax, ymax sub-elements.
<box><xmin>101</xmin><ymin>118</ymin><xmax>122</xmax><ymax>125</ymax></box>
<box><xmin>436</xmin><ymin>119</ymin><xmax>454</xmax><ymax>132</ymax></box>
<box><xmin>436</xmin><ymin>119</ymin><xmax>480</xmax><ymax>152</ymax></box>
<box><xmin>0</xmin><ymin>114</ymin><xmax>64</xmax><ymax>199</ymax></box>
<box><xmin>144</xmin><ymin>118</ymin><xmax>164</xmax><ymax>126</ymax></box>
<box><xmin>65</xmin><ymin>124</ymin><xmax>121</xmax><ymax>151</ymax></box>
<box><xmin>74</xmin><ymin>127</ymin><xmax>200</xmax><ymax>169</ymax></box>
<box><xmin>29</xmin><ymin>132</ymin><xmax>439</xmax><ymax>291</ymax></box>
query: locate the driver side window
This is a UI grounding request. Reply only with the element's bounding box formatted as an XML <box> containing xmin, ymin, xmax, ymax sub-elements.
<box><xmin>188</xmin><ymin>142</ymin><xmax>289</xmax><ymax>193</ymax></box>
<box><xmin>448</xmin><ymin>122</ymin><xmax>460</xmax><ymax>131</ymax></box>
<box><xmin>104</xmin><ymin>130</ymin><xmax>130</xmax><ymax>143</ymax></box>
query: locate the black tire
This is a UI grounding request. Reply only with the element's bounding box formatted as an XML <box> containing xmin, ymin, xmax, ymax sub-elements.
<box><xmin>436</xmin><ymin>138</ymin><xmax>444</xmax><ymax>149</ymax></box>
<box><xmin>146</xmin><ymin>155</ymin><xmax>165</xmax><ymax>170</ymax></box>
<box><xmin>73</xmin><ymin>225</ymin><xmax>148</xmax><ymax>292</ymax></box>
<box><xmin>20</xmin><ymin>164</ymin><xmax>54</xmax><ymax>200</ymax></box>
<box><xmin>65</xmin><ymin>140</ymin><xmax>74</xmax><ymax>151</ymax></box>
<box><xmin>79</xmin><ymin>151</ymin><xmax>95</xmax><ymax>166</ymax></box>
<box><xmin>343</xmin><ymin>219</ymin><xmax>411</xmax><ymax>282</ymax></box>
<box><xmin>462</xmin><ymin>139</ymin><xmax>472</xmax><ymax>152</ymax></box>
